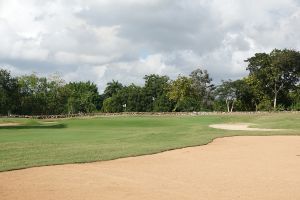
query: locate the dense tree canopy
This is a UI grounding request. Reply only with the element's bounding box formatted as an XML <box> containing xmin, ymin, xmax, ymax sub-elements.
<box><xmin>143</xmin><ymin>74</ymin><xmax>172</xmax><ymax>111</ymax></box>
<box><xmin>0</xmin><ymin>69</ymin><xmax>19</xmax><ymax>115</ymax></box>
<box><xmin>189</xmin><ymin>69</ymin><xmax>214</xmax><ymax>110</ymax></box>
<box><xmin>245</xmin><ymin>49</ymin><xmax>300</xmax><ymax>110</ymax></box>
<box><xmin>0</xmin><ymin>48</ymin><xmax>299</xmax><ymax>115</ymax></box>
<box><xmin>65</xmin><ymin>81</ymin><xmax>100</xmax><ymax>114</ymax></box>
<box><xmin>103</xmin><ymin>80</ymin><xmax>123</xmax><ymax>98</ymax></box>
<box><xmin>167</xmin><ymin>76</ymin><xmax>197</xmax><ymax>111</ymax></box>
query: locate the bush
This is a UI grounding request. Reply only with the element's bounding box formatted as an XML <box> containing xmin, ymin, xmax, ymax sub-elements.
<box><xmin>102</xmin><ymin>97</ymin><xmax>123</xmax><ymax>113</ymax></box>
<box><xmin>175</xmin><ymin>97</ymin><xmax>201</xmax><ymax>112</ymax></box>
<box><xmin>290</xmin><ymin>101</ymin><xmax>300</xmax><ymax>111</ymax></box>
<box><xmin>257</xmin><ymin>99</ymin><xmax>273</xmax><ymax>111</ymax></box>
<box><xmin>275</xmin><ymin>104</ymin><xmax>286</xmax><ymax>111</ymax></box>
<box><xmin>153</xmin><ymin>95</ymin><xmax>174</xmax><ymax>112</ymax></box>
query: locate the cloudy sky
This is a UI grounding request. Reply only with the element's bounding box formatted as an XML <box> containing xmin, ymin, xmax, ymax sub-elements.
<box><xmin>1</xmin><ymin>0</ymin><xmax>300</xmax><ymax>91</ymax></box>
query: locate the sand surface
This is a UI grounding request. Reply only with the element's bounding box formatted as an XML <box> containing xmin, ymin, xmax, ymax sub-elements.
<box><xmin>209</xmin><ymin>123</ymin><xmax>284</xmax><ymax>131</ymax></box>
<box><xmin>1</xmin><ymin>136</ymin><xmax>300</xmax><ymax>200</ymax></box>
<box><xmin>0</xmin><ymin>123</ymin><xmax>21</xmax><ymax>127</ymax></box>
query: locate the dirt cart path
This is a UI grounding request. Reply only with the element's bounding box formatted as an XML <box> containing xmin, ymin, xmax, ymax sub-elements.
<box><xmin>1</xmin><ymin>136</ymin><xmax>300</xmax><ymax>200</ymax></box>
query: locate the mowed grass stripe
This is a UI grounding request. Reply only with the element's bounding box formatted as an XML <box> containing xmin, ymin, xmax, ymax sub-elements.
<box><xmin>0</xmin><ymin>113</ymin><xmax>299</xmax><ymax>172</ymax></box>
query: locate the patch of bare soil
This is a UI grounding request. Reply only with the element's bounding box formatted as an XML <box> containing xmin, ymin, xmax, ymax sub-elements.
<box><xmin>0</xmin><ymin>123</ymin><xmax>21</xmax><ymax>127</ymax></box>
<box><xmin>209</xmin><ymin>123</ymin><xmax>284</xmax><ymax>131</ymax></box>
<box><xmin>1</xmin><ymin>136</ymin><xmax>300</xmax><ymax>200</ymax></box>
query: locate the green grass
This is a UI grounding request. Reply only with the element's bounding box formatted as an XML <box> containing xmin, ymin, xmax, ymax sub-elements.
<box><xmin>0</xmin><ymin>113</ymin><xmax>299</xmax><ymax>172</ymax></box>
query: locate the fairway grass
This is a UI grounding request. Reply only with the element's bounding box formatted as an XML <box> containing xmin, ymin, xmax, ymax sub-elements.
<box><xmin>0</xmin><ymin>113</ymin><xmax>299</xmax><ymax>172</ymax></box>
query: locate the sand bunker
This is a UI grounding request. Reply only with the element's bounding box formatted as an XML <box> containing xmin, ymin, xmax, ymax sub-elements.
<box><xmin>41</xmin><ymin>121</ymin><xmax>58</xmax><ymax>124</ymax></box>
<box><xmin>0</xmin><ymin>122</ymin><xmax>21</xmax><ymax>127</ymax></box>
<box><xmin>1</xmin><ymin>136</ymin><xmax>300</xmax><ymax>200</ymax></box>
<box><xmin>209</xmin><ymin>123</ymin><xmax>283</xmax><ymax>131</ymax></box>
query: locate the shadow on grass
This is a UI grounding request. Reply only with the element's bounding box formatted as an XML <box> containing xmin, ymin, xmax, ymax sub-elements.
<box><xmin>0</xmin><ymin>123</ymin><xmax>67</xmax><ymax>129</ymax></box>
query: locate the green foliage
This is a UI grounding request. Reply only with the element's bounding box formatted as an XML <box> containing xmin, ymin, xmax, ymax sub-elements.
<box><xmin>9</xmin><ymin>72</ymin><xmax>101</xmax><ymax>115</ymax></box>
<box><xmin>0</xmin><ymin>48</ymin><xmax>299</xmax><ymax>115</ymax></box>
<box><xmin>144</xmin><ymin>74</ymin><xmax>170</xmax><ymax>98</ymax></box>
<box><xmin>290</xmin><ymin>102</ymin><xmax>300</xmax><ymax>111</ymax></box>
<box><xmin>18</xmin><ymin>74</ymin><xmax>49</xmax><ymax>114</ymax></box>
<box><xmin>0</xmin><ymin>69</ymin><xmax>19</xmax><ymax>115</ymax></box>
<box><xmin>143</xmin><ymin>74</ymin><xmax>171</xmax><ymax>111</ymax></box>
<box><xmin>175</xmin><ymin>96</ymin><xmax>200</xmax><ymax>112</ymax></box>
<box><xmin>102</xmin><ymin>84</ymin><xmax>145</xmax><ymax>112</ymax></box>
<box><xmin>167</xmin><ymin>76</ymin><xmax>197</xmax><ymax>111</ymax></box>
<box><xmin>124</xmin><ymin>85</ymin><xmax>146</xmax><ymax>112</ymax></box>
<box><xmin>102</xmin><ymin>75</ymin><xmax>173</xmax><ymax>113</ymax></box>
<box><xmin>257</xmin><ymin>98</ymin><xmax>273</xmax><ymax>111</ymax></box>
<box><xmin>275</xmin><ymin>104</ymin><xmax>286</xmax><ymax>111</ymax></box>
<box><xmin>65</xmin><ymin>81</ymin><xmax>100</xmax><ymax>114</ymax></box>
<box><xmin>289</xmin><ymin>86</ymin><xmax>300</xmax><ymax>111</ymax></box>
<box><xmin>190</xmin><ymin>69</ymin><xmax>215</xmax><ymax>110</ymax></box>
<box><xmin>104</xmin><ymin>80</ymin><xmax>123</xmax><ymax>98</ymax></box>
<box><xmin>245</xmin><ymin>49</ymin><xmax>300</xmax><ymax>110</ymax></box>
<box><xmin>212</xmin><ymin>100</ymin><xmax>227</xmax><ymax>112</ymax></box>
<box><xmin>102</xmin><ymin>97</ymin><xmax>123</xmax><ymax>113</ymax></box>
<box><xmin>215</xmin><ymin>79</ymin><xmax>237</xmax><ymax>112</ymax></box>
<box><xmin>153</xmin><ymin>95</ymin><xmax>174</xmax><ymax>112</ymax></box>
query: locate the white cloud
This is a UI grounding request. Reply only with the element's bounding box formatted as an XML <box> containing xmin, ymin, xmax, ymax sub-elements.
<box><xmin>0</xmin><ymin>0</ymin><xmax>299</xmax><ymax>91</ymax></box>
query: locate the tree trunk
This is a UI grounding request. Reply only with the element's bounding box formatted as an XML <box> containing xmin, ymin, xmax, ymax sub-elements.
<box><xmin>230</xmin><ymin>100</ymin><xmax>235</xmax><ymax>112</ymax></box>
<box><xmin>173</xmin><ymin>103</ymin><xmax>178</xmax><ymax>112</ymax></box>
<box><xmin>273</xmin><ymin>81</ymin><xmax>284</xmax><ymax>110</ymax></box>
<box><xmin>226</xmin><ymin>99</ymin><xmax>230</xmax><ymax>112</ymax></box>
<box><xmin>273</xmin><ymin>94</ymin><xmax>277</xmax><ymax>110</ymax></box>
<box><xmin>273</xmin><ymin>84</ymin><xmax>277</xmax><ymax>110</ymax></box>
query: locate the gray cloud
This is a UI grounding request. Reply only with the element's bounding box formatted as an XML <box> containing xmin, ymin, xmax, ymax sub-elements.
<box><xmin>0</xmin><ymin>0</ymin><xmax>299</xmax><ymax>91</ymax></box>
<box><xmin>77</xmin><ymin>1</ymin><xmax>224</xmax><ymax>54</ymax></box>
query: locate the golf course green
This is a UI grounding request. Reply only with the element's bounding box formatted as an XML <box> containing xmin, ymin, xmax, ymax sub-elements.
<box><xmin>0</xmin><ymin>112</ymin><xmax>299</xmax><ymax>172</ymax></box>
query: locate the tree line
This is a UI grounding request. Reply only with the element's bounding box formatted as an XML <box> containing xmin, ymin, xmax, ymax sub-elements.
<box><xmin>0</xmin><ymin>49</ymin><xmax>299</xmax><ymax>115</ymax></box>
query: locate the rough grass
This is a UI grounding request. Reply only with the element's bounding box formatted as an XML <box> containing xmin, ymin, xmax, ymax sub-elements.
<box><xmin>0</xmin><ymin>113</ymin><xmax>299</xmax><ymax>172</ymax></box>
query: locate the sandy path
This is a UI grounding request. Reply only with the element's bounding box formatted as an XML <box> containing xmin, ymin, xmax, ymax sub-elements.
<box><xmin>1</xmin><ymin>136</ymin><xmax>300</xmax><ymax>200</ymax></box>
<box><xmin>209</xmin><ymin>123</ymin><xmax>284</xmax><ymax>131</ymax></box>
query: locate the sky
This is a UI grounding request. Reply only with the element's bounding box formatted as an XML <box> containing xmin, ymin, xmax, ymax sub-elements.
<box><xmin>0</xmin><ymin>0</ymin><xmax>300</xmax><ymax>92</ymax></box>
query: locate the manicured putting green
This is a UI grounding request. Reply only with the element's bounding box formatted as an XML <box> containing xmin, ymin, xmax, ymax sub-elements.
<box><xmin>0</xmin><ymin>113</ymin><xmax>299</xmax><ymax>172</ymax></box>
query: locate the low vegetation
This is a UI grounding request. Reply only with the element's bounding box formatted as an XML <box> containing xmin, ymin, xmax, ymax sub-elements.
<box><xmin>0</xmin><ymin>112</ymin><xmax>299</xmax><ymax>172</ymax></box>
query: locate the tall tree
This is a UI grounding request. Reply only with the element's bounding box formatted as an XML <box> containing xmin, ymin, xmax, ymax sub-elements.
<box><xmin>245</xmin><ymin>49</ymin><xmax>300</xmax><ymax>110</ymax></box>
<box><xmin>143</xmin><ymin>74</ymin><xmax>171</xmax><ymax>111</ymax></box>
<box><xmin>46</xmin><ymin>73</ymin><xmax>69</xmax><ymax>114</ymax></box>
<box><xmin>65</xmin><ymin>81</ymin><xmax>100</xmax><ymax>114</ymax></box>
<box><xmin>18</xmin><ymin>74</ymin><xmax>49</xmax><ymax>115</ymax></box>
<box><xmin>0</xmin><ymin>69</ymin><xmax>19</xmax><ymax>115</ymax></box>
<box><xmin>289</xmin><ymin>84</ymin><xmax>300</xmax><ymax>110</ymax></box>
<box><xmin>189</xmin><ymin>69</ymin><xmax>214</xmax><ymax>110</ymax></box>
<box><xmin>104</xmin><ymin>80</ymin><xmax>123</xmax><ymax>98</ymax></box>
<box><xmin>123</xmin><ymin>84</ymin><xmax>145</xmax><ymax>112</ymax></box>
<box><xmin>167</xmin><ymin>76</ymin><xmax>198</xmax><ymax>111</ymax></box>
<box><xmin>215</xmin><ymin>80</ymin><xmax>237</xmax><ymax>112</ymax></box>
